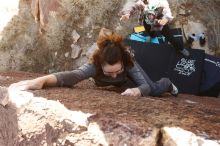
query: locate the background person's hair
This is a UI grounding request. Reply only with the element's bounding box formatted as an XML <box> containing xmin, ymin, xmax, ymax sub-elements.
<box><xmin>89</xmin><ymin>34</ymin><xmax>134</xmax><ymax>76</ymax></box>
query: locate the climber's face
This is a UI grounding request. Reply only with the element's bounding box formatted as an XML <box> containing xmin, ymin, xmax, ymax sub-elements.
<box><xmin>102</xmin><ymin>62</ymin><xmax>124</xmax><ymax>79</ymax></box>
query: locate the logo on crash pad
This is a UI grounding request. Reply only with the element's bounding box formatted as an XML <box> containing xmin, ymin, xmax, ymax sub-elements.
<box><xmin>174</xmin><ymin>58</ymin><xmax>196</xmax><ymax>76</ymax></box>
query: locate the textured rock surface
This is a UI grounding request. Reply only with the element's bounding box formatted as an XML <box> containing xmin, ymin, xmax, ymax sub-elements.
<box><xmin>0</xmin><ymin>0</ymin><xmax>219</xmax><ymax>72</ymax></box>
<box><xmin>162</xmin><ymin>127</ymin><xmax>220</xmax><ymax>146</ymax></box>
<box><xmin>0</xmin><ymin>86</ymin><xmax>9</xmax><ymax>106</ymax></box>
<box><xmin>0</xmin><ymin>71</ymin><xmax>220</xmax><ymax>145</ymax></box>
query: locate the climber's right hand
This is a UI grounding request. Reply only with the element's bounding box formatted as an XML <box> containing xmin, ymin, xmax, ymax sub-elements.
<box><xmin>9</xmin><ymin>78</ymin><xmax>45</xmax><ymax>91</ymax></box>
<box><xmin>9</xmin><ymin>74</ymin><xmax>57</xmax><ymax>91</ymax></box>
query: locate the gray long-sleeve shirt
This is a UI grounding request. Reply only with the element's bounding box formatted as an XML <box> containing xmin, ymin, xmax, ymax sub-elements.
<box><xmin>54</xmin><ymin>62</ymin><xmax>151</xmax><ymax>96</ymax></box>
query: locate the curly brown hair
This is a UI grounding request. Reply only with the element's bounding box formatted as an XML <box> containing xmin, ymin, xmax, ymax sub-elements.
<box><xmin>89</xmin><ymin>34</ymin><xmax>134</xmax><ymax>76</ymax></box>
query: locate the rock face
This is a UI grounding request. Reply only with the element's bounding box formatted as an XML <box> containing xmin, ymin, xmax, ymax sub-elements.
<box><xmin>0</xmin><ymin>86</ymin><xmax>9</xmax><ymax>106</ymax></box>
<box><xmin>0</xmin><ymin>71</ymin><xmax>220</xmax><ymax>146</ymax></box>
<box><xmin>0</xmin><ymin>0</ymin><xmax>219</xmax><ymax>72</ymax></box>
<box><xmin>0</xmin><ymin>0</ymin><xmax>128</xmax><ymax>72</ymax></box>
<box><xmin>161</xmin><ymin>127</ymin><xmax>220</xmax><ymax>146</ymax></box>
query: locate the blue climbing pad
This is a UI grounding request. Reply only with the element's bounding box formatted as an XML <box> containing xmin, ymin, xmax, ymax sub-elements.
<box><xmin>129</xmin><ymin>33</ymin><xmax>148</xmax><ymax>43</ymax></box>
<box><xmin>128</xmin><ymin>28</ymin><xmax>183</xmax><ymax>45</ymax></box>
<box><xmin>129</xmin><ymin>33</ymin><xmax>164</xmax><ymax>44</ymax></box>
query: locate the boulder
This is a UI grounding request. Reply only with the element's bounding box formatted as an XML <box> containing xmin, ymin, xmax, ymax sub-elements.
<box><xmin>0</xmin><ymin>71</ymin><xmax>220</xmax><ymax>145</ymax></box>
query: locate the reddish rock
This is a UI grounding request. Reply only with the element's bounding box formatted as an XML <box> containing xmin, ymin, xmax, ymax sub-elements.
<box><xmin>0</xmin><ymin>71</ymin><xmax>220</xmax><ymax>145</ymax></box>
<box><xmin>31</xmin><ymin>0</ymin><xmax>61</xmax><ymax>28</ymax></box>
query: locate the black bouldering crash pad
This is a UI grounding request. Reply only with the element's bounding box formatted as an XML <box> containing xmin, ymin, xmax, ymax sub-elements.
<box><xmin>125</xmin><ymin>40</ymin><xmax>205</xmax><ymax>95</ymax></box>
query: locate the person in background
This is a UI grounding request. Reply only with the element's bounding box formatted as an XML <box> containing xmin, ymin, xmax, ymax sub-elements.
<box><xmin>119</xmin><ymin>0</ymin><xmax>190</xmax><ymax>57</ymax></box>
<box><xmin>10</xmin><ymin>33</ymin><xmax>178</xmax><ymax>97</ymax></box>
